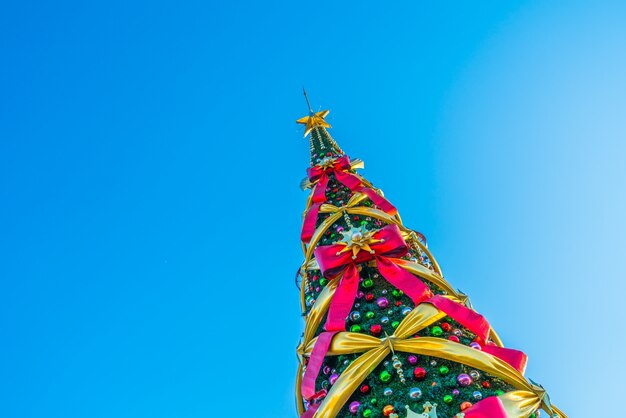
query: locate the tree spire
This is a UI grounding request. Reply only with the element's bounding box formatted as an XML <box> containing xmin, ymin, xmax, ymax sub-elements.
<box><xmin>296</xmin><ymin>90</ymin><xmax>344</xmax><ymax>164</ymax></box>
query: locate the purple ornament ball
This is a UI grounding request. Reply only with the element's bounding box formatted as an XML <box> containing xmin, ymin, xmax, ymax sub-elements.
<box><xmin>349</xmin><ymin>401</ymin><xmax>360</xmax><ymax>414</ymax></box>
<box><xmin>407</xmin><ymin>355</ymin><xmax>418</xmax><ymax>365</ymax></box>
<box><xmin>457</xmin><ymin>373</ymin><xmax>473</xmax><ymax>387</ymax></box>
<box><xmin>329</xmin><ymin>373</ymin><xmax>339</xmax><ymax>385</ymax></box>
<box><xmin>376</xmin><ymin>297</ymin><xmax>389</xmax><ymax>308</ymax></box>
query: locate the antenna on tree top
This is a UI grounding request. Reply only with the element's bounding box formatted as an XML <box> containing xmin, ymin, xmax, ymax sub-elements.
<box><xmin>303</xmin><ymin>87</ymin><xmax>313</xmax><ymax>113</ymax></box>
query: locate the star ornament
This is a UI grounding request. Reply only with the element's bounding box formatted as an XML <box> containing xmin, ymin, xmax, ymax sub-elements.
<box><xmin>406</xmin><ymin>402</ymin><xmax>439</xmax><ymax>418</ymax></box>
<box><xmin>336</xmin><ymin>226</ymin><xmax>384</xmax><ymax>259</ymax></box>
<box><xmin>296</xmin><ymin>109</ymin><xmax>331</xmax><ymax>137</ymax></box>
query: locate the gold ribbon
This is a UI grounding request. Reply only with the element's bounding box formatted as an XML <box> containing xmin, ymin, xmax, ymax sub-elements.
<box><xmin>301</xmin><ymin>276</ymin><xmax>340</xmax><ymax>348</ymax></box>
<box><xmin>295</xmin><ymin>362</ymin><xmax>305</xmax><ymax>416</ymax></box>
<box><xmin>499</xmin><ymin>390</ymin><xmax>547</xmax><ymax>417</ymax></box>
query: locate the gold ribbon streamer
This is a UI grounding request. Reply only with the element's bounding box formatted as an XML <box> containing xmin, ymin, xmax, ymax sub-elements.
<box><xmin>296</xmin><ymin>362</ymin><xmax>305</xmax><ymax>416</ymax></box>
<box><xmin>301</xmin><ymin>276</ymin><xmax>340</xmax><ymax>348</ymax></box>
<box><xmin>498</xmin><ymin>390</ymin><xmax>543</xmax><ymax>417</ymax></box>
<box><xmin>400</xmin><ymin>229</ymin><xmax>443</xmax><ymax>277</ymax></box>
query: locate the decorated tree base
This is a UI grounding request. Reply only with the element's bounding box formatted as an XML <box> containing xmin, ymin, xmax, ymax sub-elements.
<box><xmin>294</xmin><ymin>99</ymin><xmax>566</xmax><ymax>418</ymax></box>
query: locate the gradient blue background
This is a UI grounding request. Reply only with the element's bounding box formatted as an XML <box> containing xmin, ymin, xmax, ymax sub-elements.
<box><xmin>1</xmin><ymin>1</ymin><xmax>625</xmax><ymax>416</ymax></box>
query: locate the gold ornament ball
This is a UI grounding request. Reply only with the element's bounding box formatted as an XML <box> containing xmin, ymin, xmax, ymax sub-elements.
<box><xmin>383</xmin><ymin>405</ymin><xmax>395</xmax><ymax>416</ymax></box>
<box><xmin>460</xmin><ymin>401</ymin><xmax>473</xmax><ymax>411</ymax></box>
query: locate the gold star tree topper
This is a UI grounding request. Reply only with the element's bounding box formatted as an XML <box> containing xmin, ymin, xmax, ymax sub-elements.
<box><xmin>296</xmin><ymin>109</ymin><xmax>332</xmax><ymax>137</ymax></box>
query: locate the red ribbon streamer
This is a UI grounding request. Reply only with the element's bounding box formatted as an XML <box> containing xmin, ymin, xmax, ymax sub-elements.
<box><xmin>427</xmin><ymin>295</ymin><xmax>490</xmax><ymax>342</ymax></box>
<box><xmin>301</xmin><ymin>156</ymin><xmax>397</xmax><ymax>243</ymax></box>
<box><xmin>300</xmin><ymin>331</ymin><xmax>338</xmax><ymax>402</ymax></box>
<box><xmin>301</xmin><ymin>202</ymin><xmax>324</xmax><ymax>242</ymax></box>
<box><xmin>482</xmin><ymin>343</ymin><xmax>528</xmax><ymax>374</ymax></box>
<box><xmin>300</xmin><ymin>403</ymin><xmax>320</xmax><ymax>418</ymax></box>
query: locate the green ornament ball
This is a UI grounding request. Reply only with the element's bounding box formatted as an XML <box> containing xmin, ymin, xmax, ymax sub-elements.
<box><xmin>439</xmin><ymin>365</ymin><xmax>449</xmax><ymax>375</ymax></box>
<box><xmin>370</xmin><ymin>398</ymin><xmax>377</xmax><ymax>405</ymax></box>
<box><xmin>350</xmin><ymin>325</ymin><xmax>362</xmax><ymax>332</ymax></box>
<box><xmin>431</xmin><ymin>326</ymin><xmax>443</xmax><ymax>336</ymax></box>
<box><xmin>319</xmin><ymin>278</ymin><xmax>328</xmax><ymax>287</ymax></box>
<box><xmin>363</xmin><ymin>409</ymin><xmax>372</xmax><ymax>417</ymax></box>
<box><xmin>443</xmin><ymin>394</ymin><xmax>453</xmax><ymax>404</ymax></box>
<box><xmin>379</xmin><ymin>371</ymin><xmax>392</xmax><ymax>382</ymax></box>
<box><xmin>362</xmin><ymin>279</ymin><xmax>374</xmax><ymax>288</ymax></box>
<box><xmin>366</xmin><ymin>311</ymin><xmax>375</xmax><ymax>319</ymax></box>
<box><xmin>391</xmin><ymin>321</ymin><xmax>400</xmax><ymax>329</ymax></box>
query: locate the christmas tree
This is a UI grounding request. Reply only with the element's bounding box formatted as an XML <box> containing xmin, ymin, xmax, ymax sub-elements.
<box><xmin>294</xmin><ymin>94</ymin><xmax>566</xmax><ymax>418</ymax></box>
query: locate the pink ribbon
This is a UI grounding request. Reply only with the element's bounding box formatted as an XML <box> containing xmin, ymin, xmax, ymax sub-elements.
<box><xmin>459</xmin><ymin>395</ymin><xmax>508</xmax><ymax>417</ymax></box>
<box><xmin>482</xmin><ymin>343</ymin><xmax>528</xmax><ymax>374</ymax></box>
<box><xmin>300</xmin><ymin>403</ymin><xmax>320</xmax><ymax>418</ymax></box>
<box><xmin>301</xmin><ymin>331</ymin><xmax>338</xmax><ymax>401</ymax></box>
<box><xmin>427</xmin><ymin>295</ymin><xmax>490</xmax><ymax>341</ymax></box>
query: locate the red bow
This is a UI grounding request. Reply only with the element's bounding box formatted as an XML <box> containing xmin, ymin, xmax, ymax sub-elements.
<box><xmin>314</xmin><ymin>224</ymin><xmax>432</xmax><ymax>330</ymax></box>
<box><xmin>307</xmin><ymin>156</ymin><xmax>362</xmax><ymax>203</ymax></box>
<box><xmin>301</xmin><ymin>156</ymin><xmax>397</xmax><ymax>243</ymax></box>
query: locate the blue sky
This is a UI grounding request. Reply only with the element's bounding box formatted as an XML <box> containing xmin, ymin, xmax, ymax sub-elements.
<box><xmin>1</xmin><ymin>1</ymin><xmax>625</xmax><ymax>417</ymax></box>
